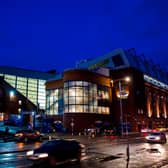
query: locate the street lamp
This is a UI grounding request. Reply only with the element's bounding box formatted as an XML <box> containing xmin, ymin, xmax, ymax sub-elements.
<box><xmin>112</xmin><ymin>76</ymin><xmax>131</xmax><ymax>166</ymax></box>
<box><xmin>119</xmin><ymin>80</ymin><xmax>124</xmax><ymax>135</ymax></box>
<box><xmin>111</xmin><ymin>76</ymin><xmax>130</xmax><ymax>136</ymax></box>
<box><xmin>9</xmin><ymin>90</ymin><xmax>15</xmax><ymax>100</ymax></box>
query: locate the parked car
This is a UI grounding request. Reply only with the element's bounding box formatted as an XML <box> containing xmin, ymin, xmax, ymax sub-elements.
<box><xmin>145</xmin><ymin>131</ymin><xmax>167</xmax><ymax>144</ymax></box>
<box><xmin>26</xmin><ymin>139</ymin><xmax>86</xmax><ymax>167</ymax></box>
<box><xmin>14</xmin><ymin>129</ymin><xmax>43</xmax><ymax>142</ymax></box>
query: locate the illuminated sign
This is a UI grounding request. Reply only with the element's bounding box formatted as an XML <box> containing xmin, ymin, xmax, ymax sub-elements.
<box><xmin>116</xmin><ymin>90</ymin><xmax>129</xmax><ymax>99</ymax></box>
<box><xmin>144</xmin><ymin>74</ymin><xmax>168</xmax><ymax>90</ymax></box>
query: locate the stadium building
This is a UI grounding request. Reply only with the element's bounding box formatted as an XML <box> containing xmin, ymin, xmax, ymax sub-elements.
<box><xmin>46</xmin><ymin>48</ymin><xmax>168</xmax><ymax>133</ymax></box>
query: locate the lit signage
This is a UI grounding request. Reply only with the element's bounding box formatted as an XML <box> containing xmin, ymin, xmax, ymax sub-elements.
<box><xmin>144</xmin><ymin>74</ymin><xmax>168</xmax><ymax>90</ymax></box>
<box><xmin>116</xmin><ymin>90</ymin><xmax>129</xmax><ymax>99</ymax></box>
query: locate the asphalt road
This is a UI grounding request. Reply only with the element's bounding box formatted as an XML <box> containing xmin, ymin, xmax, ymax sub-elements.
<box><xmin>1</xmin><ymin>122</ymin><xmax>168</xmax><ymax>167</ymax></box>
<box><xmin>1</xmin><ymin>134</ymin><xmax>168</xmax><ymax>168</ymax></box>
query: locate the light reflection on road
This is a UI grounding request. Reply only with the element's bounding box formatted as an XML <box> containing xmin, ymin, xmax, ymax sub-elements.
<box><xmin>16</xmin><ymin>141</ymin><xmax>41</xmax><ymax>150</ymax></box>
<box><xmin>143</xmin><ymin>142</ymin><xmax>166</xmax><ymax>156</ymax></box>
<box><xmin>1</xmin><ymin>138</ymin><xmax>168</xmax><ymax>168</ymax></box>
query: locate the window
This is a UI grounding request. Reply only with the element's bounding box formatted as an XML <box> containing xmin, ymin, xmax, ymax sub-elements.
<box><xmin>5</xmin><ymin>75</ymin><xmax>16</xmax><ymax>87</ymax></box>
<box><xmin>63</xmin><ymin>81</ymin><xmax>110</xmax><ymax>114</ymax></box>
<box><xmin>46</xmin><ymin>88</ymin><xmax>63</xmax><ymax>115</ymax></box>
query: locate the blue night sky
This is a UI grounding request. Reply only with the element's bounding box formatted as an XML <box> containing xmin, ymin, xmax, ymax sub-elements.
<box><xmin>0</xmin><ymin>0</ymin><xmax>168</xmax><ymax>73</ymax></box>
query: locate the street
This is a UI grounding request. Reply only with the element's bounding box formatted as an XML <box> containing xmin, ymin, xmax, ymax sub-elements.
<box><xmin>1</xmin><ymin>135</ymin><xmax>168</xmax><ymax>168</ymax></box>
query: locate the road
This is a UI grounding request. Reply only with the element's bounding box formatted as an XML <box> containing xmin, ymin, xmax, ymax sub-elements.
<box><xmin>0</xmin><ymin>135</ymin><xmax>168</xmax><ymax>167</ymax></box>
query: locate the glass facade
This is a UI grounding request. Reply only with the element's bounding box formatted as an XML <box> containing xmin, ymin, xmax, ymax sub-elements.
<box><xmin>27</xmin><ymin>78</ymin><xmax>37</xmax><ymax>105</ymax></box>
<box><xmin>64</xmin><ymin>81</ymin><xmax>110</xmax><ymax>114</ymax></box>
<box><xmin>46</xmin><ymin>88</ymin><xmax>63</xmax><ymax>115</ymax></box>
<box><xmin>38</xmin><ymin>80</ymin><xmax>46</xmax><ymax>110</ymax></box>
<box><xmin>17</xmin><ymin>77</ymin><xmax>27</xmax><ymax>97</ymax></box>
<box><xmin>4</xmin><ymin>75</ymin><xmax>16</xmax><ymax>88</ymax></box>
<box><xmin>1</xmin><ymin>74</ymin><xmax>46</xmax><ymax>109</ymax></box>
<box><xmin>46</xmin><ymin>81</ymin><xmax>110</xmax><ymax>115</ymax></box>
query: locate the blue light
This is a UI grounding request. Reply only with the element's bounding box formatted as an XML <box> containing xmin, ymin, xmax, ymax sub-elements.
<box><xmin>9</xmin><ymin>91</ymin><xmax>15</xmax><ymax>97</ymax></box>
<box><xmin>18</xmin><ymin>115</ymin><xmax>21</xmax><ymax>119</ymax></box>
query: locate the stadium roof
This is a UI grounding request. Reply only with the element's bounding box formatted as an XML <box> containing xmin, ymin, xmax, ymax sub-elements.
<box><xmin>0</xmin><ymin>66</ymin><xmax>56</xmax><ymax>80</ymax></box>
<box><xmin>77</xmin><ymin>48</ymin><xmax>168</xmax><ymax>84</ymax></box>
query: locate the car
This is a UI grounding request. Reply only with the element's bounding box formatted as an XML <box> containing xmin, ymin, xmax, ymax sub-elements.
<box><xmin>26</xmin><ymin>139</ymin><xmax>86</xmax><ymax>167</ymax></box>
<box><xmin>145</xmin><ymin>131</ymin><xmax>167</xmax><ymax>143</ymax></box>
<box><xmin>14</xmin><ymin>129</ymin><xmax>43</xmax><ymax>142</ymax></box>
<box><xmin>141</xmin><ymin>128</ymin><xmax>152</xmax><ymax>133</ymax></box>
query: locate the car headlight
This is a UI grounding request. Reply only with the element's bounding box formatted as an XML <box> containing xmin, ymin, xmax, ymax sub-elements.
<box><xmin>37</xmin><ymin>153</ymin><xmax>48</xmax><ymax>158</ymax></box>
<box><xmin>145</xmin><ymin>136</ymin><xmax>150</xmax><ymax>140</ymax></box>
<box><xmin>156</xmin><ymin>136</ymin><xmax>160</xmax><ymax>140</ymax></box>
<box><xmin>26</xmin><ymin>150</ymin><xmax>34</xmax><ymax>156</ymax></box>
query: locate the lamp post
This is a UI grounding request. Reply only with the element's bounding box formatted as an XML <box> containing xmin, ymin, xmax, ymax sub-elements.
<box><xmin>118</xmin><ymin>80</ymin><xmax>124</xmax><ymax>136</ymax></box>
<box><xmin>9</xmin><ymin>90</ymin><xmax>15</xmax><ymax>100</ymax></box>
<box><xmin>112</xmin><ymin>76</ymin><xmax>130</xmax><ymax>136</ymax></box>
<box><xmin>112</xmin><ymin>76</ymin><xmax>130</xmax><ymax>166</ymax></box>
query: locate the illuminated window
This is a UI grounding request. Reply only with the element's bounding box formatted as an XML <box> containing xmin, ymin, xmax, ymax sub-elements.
<box><xmin>76</xmin><ymin>97</ymin><xmax>83</xmax><ymax>104</ymax></box>
<box><xmin>69</xmin><ymin>97</ymin><xmax>75</xmax><ymax>104</ymax></box>
<box><xmin>69</xmin><ymin>105</ymin><xmax>76</xmax><ymax>112</ymax></box>
<box><xmin>76</xmin><ymin>87</ymin><xmax>83</xmax><ymax>96</ymax></box>
<box><xmin>69</xmin><ymin>88</ymin><xmax>76</xmax><ymax>97</ymax></box>
<box><xmin>64</xmin><ymin>105</ymin><xmax>68</xmax><ymax>112</ymax></box>
<box><xmin>63</xmin><ymin>81</ymin><xmax>110</xmax><ymax>114</ymax></box>
<box><xmin>38</xmin><ymin>80</ymin><xmax>46</xmax><ymax>109</ymax></box>
<box><xmin>84</xmin><ymin>105</ymin><xmax>89</xmax><ymax>112</ymax></box>
<box><xmin>5</xmin><ymin>75</ymin><xmax>16</xmax><ymax>88</ymax></box>
<box><xmin>83</xmin><ymin>97</ymin><xmax>88</xmax><ymax>104</ymax></box>
<box><xmin>76</xmin><ymin>105</ymin><xmax>83</xmax><ymax>112</ymax></box>
<box><xmin>46</xmin><ymin>88</ymin><xmax>63</xmax><ymax>115</ymax></box>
